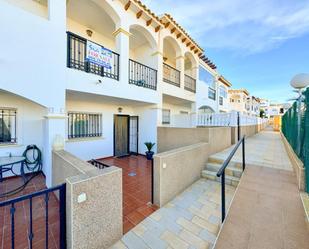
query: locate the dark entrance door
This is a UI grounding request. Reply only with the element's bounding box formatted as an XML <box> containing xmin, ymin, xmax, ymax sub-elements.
<box><xmin>129</xmin><ymin>116</ymin><xmax>139</xmax><ymax>155</ymax></box>
<box><xmin>114</xmin><ymin>115</ymin><xmax>130</xmax><ymax>157</ymax></box>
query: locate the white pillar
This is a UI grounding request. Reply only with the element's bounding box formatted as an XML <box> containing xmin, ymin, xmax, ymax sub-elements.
<box><xmin>113</xmin><ymin>28</ymin><xmax>131</xmax><ymax>84</ymax></box>
<box><xmin>43</xmin><ymin>113</ymin><xmax>66</xmax><ymax>187</ymax></box>
<box><xmin>176</xmin><ymin>55</ymin><xmax>185</xmax><ymax>88</ymax></box>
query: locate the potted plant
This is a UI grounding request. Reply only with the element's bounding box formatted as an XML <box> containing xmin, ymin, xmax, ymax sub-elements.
<box><xmin>144</xmin><ymin>142</ymin><xmax>155</xmax><ymax>160</ymax></box>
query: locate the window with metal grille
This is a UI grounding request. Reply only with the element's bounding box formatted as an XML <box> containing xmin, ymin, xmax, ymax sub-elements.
<box><xmin>68</xmin><ymin>112</ymin><xmax>102</xmax><ymax>139</ymax></box>
<box><xmin>162</xmin><ymin>109</ymin><xmax>171</xmax><ymax>124</ymax></box>
<box><xmin>0</xmin><ymin>108</ymin><xmax>17</xmax><ymax>144</ymax></box>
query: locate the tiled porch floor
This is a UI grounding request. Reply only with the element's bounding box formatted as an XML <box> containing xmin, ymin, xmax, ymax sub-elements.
<box><xmin>99</xmin><ymin>155</ymin><xmax>158</xmax><ymax>234</ymax></box>
<box><xmin>0</xmin><ymin>173</ymin><xmax>60</xmax><ymax>249</ymax></box>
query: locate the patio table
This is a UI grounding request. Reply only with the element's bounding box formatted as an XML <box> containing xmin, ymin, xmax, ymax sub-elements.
<box><xmin>0</xmin><ymin>156</ymin><xmax>26</xmax><ymax>183</ymax></box>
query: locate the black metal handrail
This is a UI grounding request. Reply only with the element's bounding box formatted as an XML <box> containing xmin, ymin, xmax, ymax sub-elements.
<box><xmin>163</xmin><ymin>63</ymin><xmax>180</xmax><ymax>87</ymax></box>
<box><xmin>0</xmin><ymin>183</ymin><xmax>66</xmax><ymax>249</ymax></box>
<box><xmin>67</xmin><ymin>31</ymin><xmax>120</xmax><ymax>80</ymax></box>
<box><xmin>129</xmin><ymin>59</ymin><xmax>157</xmax><ymax>90</ymax></box>
<box><xmin>216</xmin><ymin>136</ymin><xmax>246</xmax><ymax>222</ymax></box>
<box><xmin>184</xmin><ymin>74</ymin><xmax>196</xmax><ymax>93</ymax></box>
<box><xmin>89</xmin><ymin>159</ymin><xmax>111</xmax><ymax>169</ymax></box>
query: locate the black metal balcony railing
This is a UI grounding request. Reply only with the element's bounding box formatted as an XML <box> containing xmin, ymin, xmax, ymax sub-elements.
<box><xmin>163</xmin><ymin>63</ymin><xmax>180</xmax><ymax>87</ymax></box>
<box><xmin>67</xmin><ymin>32</ymin><xmax>120</xmax><ymax>80</ymax></box>
<box><xmin>184</xmin><ymin>74</ymin><xmax>196</xmax><ymax>93</ymax></box>
<box><xmin>129</xmin><ymin>59</ymin><xmax>157</xmax><ymax>90</ymax></box>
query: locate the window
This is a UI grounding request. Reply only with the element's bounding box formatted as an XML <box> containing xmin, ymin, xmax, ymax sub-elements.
<box><xmin>199</xmin><ymin>66</ymin><xmax>215</xmax><ymax>88</ymax></box>
<box><xmin>208</xmin><ymin>87</ymin><xmax>216</xmax><ymax>100</ymax></box>
<box><xmin>0</xmin><ymin>108</ymin><xmax>17</xmax><ymax>144</ymax></box>
<box><xmin>219</xmin><ymin>96</ymin><xmax>223</xmax><ymax>105</ymax></box>
<box><xmin>68</xmin><ymin>112</ymin><xmax>102</xmax><ymax>139</ymax></box>
<box><xmin>219</xmin><ymin>86</ymin><xmax>227</xmax><ymax>98</ymax></box>
<box><xmin>162</xmin><ymin>109</ymin><xmax>171</xmax><ymax>124</ymax></box>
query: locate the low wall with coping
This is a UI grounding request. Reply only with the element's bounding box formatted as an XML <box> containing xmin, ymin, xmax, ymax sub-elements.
<box><xmin>280</xmin><ymin>133</ymin><xmax>305</xmax><ymax>191</ymax></box>
<box><xmin>157</xmin><ymin>127</ymin><xmax>231</xmax><ymax>153</ymax></box>
<box><xmin>153</xmin><ymin>143</ymin><xmax>209</xmax><ymax>207</ymax></box>
<box><xmin>157</xmin><ymin>127</ymin><xmax>210</xmax><ymax>153</ymax></box>
<box><xmin>52</xmin><ymin>150</ymin><xmax>122</xmax><ymax>249</ymax></box>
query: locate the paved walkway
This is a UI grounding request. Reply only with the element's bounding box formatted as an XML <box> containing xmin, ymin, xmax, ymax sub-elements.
<box><xmin>214</xmin><ymin>129</ymin><xmax>309</xmax><ymax>249</ymax></box>
<box><xmin>111</xmin><ymin>179</ymin><xmax>236</xmax><ymax>249</ymax></box>
<box><xmin>212</xmin><ymin>127</ymin><xmax>293</xmax><ymax>171</ymax></box>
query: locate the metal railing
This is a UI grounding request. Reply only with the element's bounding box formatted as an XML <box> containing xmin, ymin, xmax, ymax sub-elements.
<box><xmin>129</xmin><ymin>59</ymin><xmax>157</xmax><ymax>90</ymax></box>
<box><xmin>89</xmin><ymin>159</ymin><xmax>111</xmax><ymax>169</ymax></box>
<box><xmin>0</xmin><ymin>184</ymin><xmax>66</xmax><ymax>249</ymax></box>
<box><xmin>216</xmin><ymin>136</ymin><xmax>245</xmax><ymax>222</ymax></box>
<box><xmin>184</xmin><ymin>74</ymin><xmax>196</xmax><ymax>93</ymax></box>
<box><xmin>67</xmin><ymin>32</ymin><xmax>120</xmax><ymax>80</ymax></box>
<box><xmin>163</xmin><ymin>63</ymin><xmax>180</xmax><ymax>87</ymax></box>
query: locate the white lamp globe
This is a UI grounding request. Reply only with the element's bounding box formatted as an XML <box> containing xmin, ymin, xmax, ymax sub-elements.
<box><xmin>290</xmin><ymin>73</ymin><xmax>309</xmax><ymax>89</ymax></box>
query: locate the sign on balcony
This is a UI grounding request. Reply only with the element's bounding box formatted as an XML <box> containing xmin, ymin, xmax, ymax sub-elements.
<box><xmin>86</xmin><ymin>41</ymin><xmax>112</xmax><ymax>69</ymax></box>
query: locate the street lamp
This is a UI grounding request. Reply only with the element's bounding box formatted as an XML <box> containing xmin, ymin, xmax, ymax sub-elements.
<box><xmin>290</xmin><ymin>73</ymin><xmax>309</xmax><ymax>154</ymax></box>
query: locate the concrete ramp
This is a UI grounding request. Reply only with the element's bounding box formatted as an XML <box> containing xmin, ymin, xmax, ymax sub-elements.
<box><xmin>214</xmin><ymin>130</ymin><xmax>309</xmax><ymax>249</ymax></box>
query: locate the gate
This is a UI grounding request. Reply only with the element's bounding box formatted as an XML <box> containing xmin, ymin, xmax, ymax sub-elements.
<box><xmin>0</xmin><ymin>183</ymin><xmax>66</xmax><ymax>249</ymax></box>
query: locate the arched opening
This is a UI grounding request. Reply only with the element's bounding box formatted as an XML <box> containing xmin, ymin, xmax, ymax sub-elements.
<box><xmin>128</xmin><ymin>25</ymin><xmax>158</xmax><ymax>90</ymax></box>
<box><xmin>198</xmin><ymin>105</ymin><xmax>215</xmax><ymax>114</ymax></box>
<box><xmin>162</xmin><ymin>36</ymin><xmax>182</xmax><ymax>86</ymax></box>
<box><xmin>67</xmin><ymin>0</ymin><xmax>120</xmax><ymax>50</ymax></box>
<box><xmin>129</xmin><ymin>24</ymin><xmax>157</xmax><ymax>68</ymax></box>
<box><xmin>66</xmin><ymin>0</ymin><xmax>121</xmax><ymax>79</ymax></box>
<box><xmin>162</xmin><ymin>36</ymin><xmax>182</xmax><ymax>68</ymax></box>
<box><xmin>184</xmin><ymin>52</ymin><xmax>197</xmax><ymax>78</ymax></box>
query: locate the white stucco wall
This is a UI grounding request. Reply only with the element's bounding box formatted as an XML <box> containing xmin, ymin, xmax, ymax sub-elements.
<box><xmin>0</xmin><ymin>91</ymin><xmax>47</xmax><ymax>176</ymax></box>
<box><xmin>65</xmin><ymin>96</ymin><xmax>158</xmax><ymax>160</ymax></box>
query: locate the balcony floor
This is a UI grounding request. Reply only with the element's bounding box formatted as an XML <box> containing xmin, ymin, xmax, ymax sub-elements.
<box><xmin>99</xmin><ymin>155</ymin><xmax>158</xmax><ymax>234</ymax></box>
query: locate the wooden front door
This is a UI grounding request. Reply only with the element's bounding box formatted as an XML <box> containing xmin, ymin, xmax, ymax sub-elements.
<box><xmin>114</xmin><ymin>115</ymin><xmax>130</xmax><ymax>157</ymax></box>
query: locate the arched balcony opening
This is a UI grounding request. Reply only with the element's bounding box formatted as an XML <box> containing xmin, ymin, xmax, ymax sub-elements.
<box><xmin>128</xmin><ymin>25</ymin><xmax>158</xmax><ymax>90</ymax></box>
<box><xmin>184</xmin><ymin>52</ymin><xmax>198</xmax><ymax>93</ymax></box>
<box><xmin>66</xmin><ymin>0</ymin><xmax>121</xmax><ymax>80</ymax></box>
<box><xmin>162</xmin><ymin>36</ymin><xmax>182</xmax><ymax>87</ymax></box>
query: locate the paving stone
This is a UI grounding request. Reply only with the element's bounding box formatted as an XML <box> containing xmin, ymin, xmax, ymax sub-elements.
<box><xmin>199</xmin><ymin>229</ymin><xmax>217</xmax><ymax>244</ymax></box>
<box><xmin>208</xmin><ymin>215</ymin><xmax>220</xmax><ymax>225</ymax></box>
<box><xmin>140</xmin><ymin>230</ymin><xmax>168</xmax><ymax>249</ymax></box>
<box><xmin>176</xmin><ymin>217</ymin><xmax>202</xmax><ymax>235</ymax></box>
<box><xmin>122</xmin><ymin>231</ymin><xmax>150</xmax><ymax>249</ymax></box>
<box><xmin>161</xmin><ymin>230</ymin><xmax>189</xmax><ymax>249</ymax></box>
<box><xmin>110</xmin><ymin>241</ymin><xmax>128</xmax><ymax>249</ymax></box>
<box><xmin>192</xmin><ymin>216</ymin><xmax>219</xmax><ymax>234</ymax></box>
<box><xmin>179</xmin><ymin>229</ymin><xmax>210</xmax><ymax>249</ymax></box>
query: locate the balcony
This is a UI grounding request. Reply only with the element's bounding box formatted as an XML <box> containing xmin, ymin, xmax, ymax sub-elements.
<box><xmin>67</xmin><ymin>32</ymin><xmax>120</xmax><ymax>80</ymax></box>
<box><xmin>163</xmin><ymin>63</ymin><xmax>181</xmax><ymax>87</ymax></box>
<box><xmin>129</xmin><ymin>59</ymin><xmax>157</xmax><ymax>90</ymax></box>
<box><xmin>184</xmin><ymin>74</ymin><xmax>196</xmax><ymax>93</ymax></box>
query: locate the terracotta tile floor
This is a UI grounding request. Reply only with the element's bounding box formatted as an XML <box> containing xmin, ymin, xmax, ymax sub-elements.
<box><xmin>99</xmin><ymin>155</ymin><xmax>158</xmax><ymax>234</ymax></box>
<box><xmin>0</xmin><ymin>173</ymin><xmax>61</xmax><ymax>249</ymax></box>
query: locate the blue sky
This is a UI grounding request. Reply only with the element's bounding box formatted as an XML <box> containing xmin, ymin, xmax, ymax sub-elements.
<box><xmin>144</xmin><ymin>0</ymin><xmax>309</xmax><ymax>103</ymax></box>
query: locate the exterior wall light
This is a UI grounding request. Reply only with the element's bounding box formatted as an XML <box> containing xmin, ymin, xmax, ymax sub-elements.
<box><xmin>86</xmin><ymin>29</ymin><xmax>93</xmax><ymax>37</ymax></box>
<box><xmin>118</xmin><ymin>107</ymin><xmax>123</xmax><ymax>113</ymax></box>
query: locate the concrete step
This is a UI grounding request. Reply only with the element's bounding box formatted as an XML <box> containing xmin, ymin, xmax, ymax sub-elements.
<box><xmin>208</xmin><ymin>156</ymin><xmax>244</xmax><ymax>169</ymax></box>
<box><xmin>206</xmin><ymin>162</ymin><xmax>243</xmax><ymax>178</ymax></box>
<box><xmin>202</xmin><ymin>170</ymin><xmax>240</xmax><ymax>187</ymax></box>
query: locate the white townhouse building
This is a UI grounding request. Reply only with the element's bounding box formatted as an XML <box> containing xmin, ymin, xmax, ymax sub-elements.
<box><xmin>260</xmin><ymin>98</ymin><xmax>270</xmax><ymax>118</ymax></box>
<box><xmin>196</xmin><ymin>61</ymin><xmax>232</xmax><ymax>115</ymax></box>
<box><xmin>246</xmin><ymin>96</ymin><xmax>261</xmax><ymax>117</ymax></box>
<box><xmin>0</xmin><ymin>0</ymin><xmax>227</xmax><ymax>187</ymax></box>
<box><xmin>228</xmin><ymin>89</ymin><xmax>250</xmax><ymax>114</ymax></box>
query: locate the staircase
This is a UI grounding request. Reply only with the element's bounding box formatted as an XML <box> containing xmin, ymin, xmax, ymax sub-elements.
<box><xmin>202</xmin><ymin>155</ymin><xmax>242</xmax><ymax>187</ymax></box>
